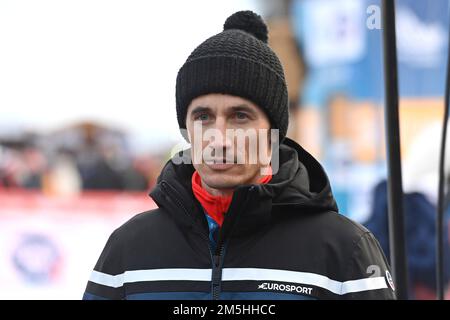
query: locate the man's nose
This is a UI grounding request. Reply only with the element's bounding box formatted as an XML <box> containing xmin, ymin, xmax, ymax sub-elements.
<box><xmin>209</xmin><ymin>118</ymin><xmax>233</xmax><ymax>150</ymax></box>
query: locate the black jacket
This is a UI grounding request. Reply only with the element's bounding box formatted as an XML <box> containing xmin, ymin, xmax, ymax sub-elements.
<box><xmin>83</xmin><ymin>138</ymin><xmax>396</xmax><ymax>300</ymax></box>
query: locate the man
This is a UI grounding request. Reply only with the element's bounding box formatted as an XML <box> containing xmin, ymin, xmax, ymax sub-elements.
<box><xmin>83</xmin><ymin>10</ymin><xmax>395</xmax><ymax>300</ymax></box>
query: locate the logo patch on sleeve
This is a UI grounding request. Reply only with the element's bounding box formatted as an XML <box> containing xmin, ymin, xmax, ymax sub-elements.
<box><xmin>385</xmin><ymin>270</ymin><xmax>395</xmax><ymax>291</ymax></box>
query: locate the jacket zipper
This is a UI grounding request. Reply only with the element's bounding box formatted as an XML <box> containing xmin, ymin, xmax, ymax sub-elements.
<box><xmin>160</xmin><ymin>181</ymin><xmax>225</xmax><ymax>300</ymax></box>
<box><xmin>210</xmin><ymin>186</ymin><xmax>254</xmax><ymax>299</ymax></box>
<box><xmin>212</xmin><ymin>244</ymin><xmax>225</xmax><ymax>300</ymax></box>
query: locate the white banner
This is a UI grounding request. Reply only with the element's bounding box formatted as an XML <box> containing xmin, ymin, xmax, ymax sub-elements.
<box><xmin>0</xmin><ymin>190</ymin><xmax>155</xmax><ymax>300</ymax></box>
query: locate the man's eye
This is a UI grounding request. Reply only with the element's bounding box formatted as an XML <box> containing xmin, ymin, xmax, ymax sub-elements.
<box><xmin>195</xmin><ymin>113</ymin><xmax>209</xmax><ymax>121</ymax></box>
<box><xmin>235</xmin><ymin>112</ymin><xmax>248</xmax><ymax>120</ymax></box>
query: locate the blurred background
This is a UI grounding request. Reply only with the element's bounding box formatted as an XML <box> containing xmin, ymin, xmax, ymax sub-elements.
<box><xmin>1</xmin><ymin>0</ymin><xmax>450</xmax><ymax>299</ymax></box>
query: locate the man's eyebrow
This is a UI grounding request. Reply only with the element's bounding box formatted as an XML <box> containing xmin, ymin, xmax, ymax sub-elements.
<box><xmin>229</xmin><ymin>104</ymin><xmax>257</xmax><ymax>115</ymax></box>
<box><xmin>189</xmin><ymin>106</ymin><xmax>211</xmax><ymax>115</ymax></box>
<box><xmin>189</xmin><ymin>104</ymin><xmax>256</xmax><ymax>116</ymax></box>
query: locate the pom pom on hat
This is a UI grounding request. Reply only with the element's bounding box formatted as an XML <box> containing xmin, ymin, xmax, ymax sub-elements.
<box><xmin>223</xmin><ymin>10</ymin><xmax>268</xmax><ymax>43</ymax></box>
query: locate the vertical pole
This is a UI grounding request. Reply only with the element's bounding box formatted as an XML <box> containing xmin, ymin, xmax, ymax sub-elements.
<box><xmin>436</xmin><ymin>4</ymin><xmax>450</xmax><ymax>300</ymax></box>
<box><xmin>381</xmin><ymin>0</ymin><xmax>409</xmax><ymax>299</ymax></box>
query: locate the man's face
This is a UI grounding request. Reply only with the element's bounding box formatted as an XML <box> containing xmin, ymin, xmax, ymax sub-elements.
<box><xmin>186</xmin><ymin>93</ymin><xmax>272</xmax><ymax>191</ymax></box>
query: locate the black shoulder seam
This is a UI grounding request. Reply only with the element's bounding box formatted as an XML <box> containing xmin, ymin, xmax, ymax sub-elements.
<box><xmin>109</xmin><ymin>228</ymin><xmax>125</xmax><ymax>273</ymax></box>
<box><xmin>342</xmin><ymin>231</ymin><xmax>372</xmax><ymax>285</ymax></box>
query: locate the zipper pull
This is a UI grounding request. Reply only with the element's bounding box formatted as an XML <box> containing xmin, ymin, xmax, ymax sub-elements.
<box><xmin>213</xmin><ymin>254</ymin><xmax>220</xmax><ymax>268</ymax></box>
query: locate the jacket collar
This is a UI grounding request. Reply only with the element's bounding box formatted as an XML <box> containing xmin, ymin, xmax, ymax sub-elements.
<box><xmin>149</xmin><ymin>137</ymin><xmax>338</xmax><ymax>242</ymax></box>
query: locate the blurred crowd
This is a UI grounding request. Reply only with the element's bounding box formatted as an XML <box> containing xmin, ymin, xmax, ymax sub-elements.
<box><xmin>0</xmin><ymin>122</ymin><xmax>167</xmax><ymax>195</ymax></box>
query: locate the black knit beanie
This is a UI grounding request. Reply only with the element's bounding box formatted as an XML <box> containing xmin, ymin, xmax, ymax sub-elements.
<box><xmin>176</xmin><ymin>10</ymin><xmax>289</xmax><ymax>141</ymax></box>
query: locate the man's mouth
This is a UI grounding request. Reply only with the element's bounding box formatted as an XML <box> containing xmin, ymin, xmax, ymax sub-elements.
<box><xmin>204</xmin><ymin>158</ymin><xmax>236</xmax><ymax>170</ymax></box>
<box><xmin>205</xmin><ymin>158</ymin><xmax>235</xmax><ymax>164</ymax></box>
